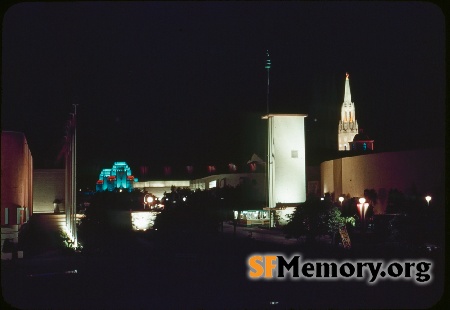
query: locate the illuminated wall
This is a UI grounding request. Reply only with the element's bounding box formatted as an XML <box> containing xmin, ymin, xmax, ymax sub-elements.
<box><xmin>134</xmin><ymin>174</ymin><xmax>265</xmax><ymax>199</ymax></box>
<box><xmin>1</xmin><ymin>131</ymin><xmax>33</xmax><ymax>255</ymax></box>
<box><xmin>96</xmin><ymin>162</ymin><xmax>137</xmax><ymax>191</ymax></box>
<box><xmin>320</xmin><ymin>148</ymin><xmax>445</xmax><ymax>213</ymax></box>
<box><xmin>190</xmin><ymin>173</ymin><xmax>264</xmax><ymax>191</ymax></box>
<box><xmin>33</xmin><ymin>169</ymin><xmax>65</xmax><ymax>213</ymax></box>
<box><xmin>264</xmin><ymin>114</ymin><xmax>307</xmax><ymax>207</ymax></box>
<box><xmin>133</xmin><ymin>180</ymin><xmax>190</xmax><ymax>199</ymax></box>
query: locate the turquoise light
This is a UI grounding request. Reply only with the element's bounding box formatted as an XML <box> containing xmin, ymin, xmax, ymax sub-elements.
<box><xmin>265</xmin><ymin>50</ymin><xmax>271</xmax><ymax>69</ymax></box>
<box><xmin>96</xmin><ymin>162</ymin><xmax>135</xmax><ymax>191</ymax></box>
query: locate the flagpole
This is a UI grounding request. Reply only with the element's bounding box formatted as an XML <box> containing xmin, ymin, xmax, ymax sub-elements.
<box><xmin>72</xmin><ymin>104</ymin><xmax>78</xmax><ymax>247</ymax></box>
<box><xmin>265</xmin><ymin>50</ymin><xmax>271</xmax><ymax>115</ymax></box>
<box><xmin>265</xmin><ymin>50</ymin><xmax>272</xmax><ymax>228</ymax></box>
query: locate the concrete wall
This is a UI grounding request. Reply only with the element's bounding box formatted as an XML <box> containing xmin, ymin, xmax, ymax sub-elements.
<box><xmin>134</xmin><ymin>180</ymin><xmax>190</xmax><ymax>199</ymax></box>
<box><xmin>1</xmin><ymin>131</ymin><xmax>33</xmax><ymax>254</ymax></box>
<box><xmin>321</xmin><ymin>148</ymin><xmax>445</xmax><ymax>213</ymax></box>
<box><xmin>134</xmin><ymin>174</ymin><xmax>265</xmax><ymax>198</ymax></box>
<box><xmin>190</xmin><ymin>173</ymin><xmax>264</xmax><ymax>191</ymax></box>
<box><xmin>267</xmin><ymin>115</ymin><xmax>307</xmax><ymax>206</ymax></box>
<box><xmin>33</xmin><ymin>169</ymin><xmax>65</xmax><ymax>213</ymax></box>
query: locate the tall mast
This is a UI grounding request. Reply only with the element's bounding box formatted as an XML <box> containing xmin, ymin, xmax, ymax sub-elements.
<box><xmin>265</xmin><ymin>50</ymin><xmax>271</xmax><ymax>114</ymax></box>
<box><xmin>264</xmin><ymin>50</ymin><xmax>272</xmax><ymax>227</ymax></box>
<box><xmin>72</xmin><ymin>104</ymin><xmax>78</xmax><ymax>248</ymax></box>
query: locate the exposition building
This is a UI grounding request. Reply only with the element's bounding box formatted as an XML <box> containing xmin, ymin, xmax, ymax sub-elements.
<box><xmin>324</xmin><ymin>73</ymin><xmax>444</xmax><ymax>213</ymax></box>
<box><xmin>1</xmin><ymin>131</ymin><xmax>33</xmax><ymax>259</ymax></box>
<box><xmin>321</xmin><ymin>148</ymin><xmax>444</xmax><ymax>214</ymax></box>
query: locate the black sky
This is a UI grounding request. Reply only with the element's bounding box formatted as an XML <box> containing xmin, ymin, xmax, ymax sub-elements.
<box><xmin>1</xmin><ymin>1</ymin><xmax>446</xmax><ymax>186</ymax></box>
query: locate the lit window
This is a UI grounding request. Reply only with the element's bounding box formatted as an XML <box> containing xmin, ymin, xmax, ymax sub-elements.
<box><xmin>209</xmin><ymin>180</ymin><xmax>217</xmax><ymax>189</ymax></box>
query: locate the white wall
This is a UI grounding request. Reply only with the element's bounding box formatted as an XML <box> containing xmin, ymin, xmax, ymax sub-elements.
<box><xmin>190</xmin><ymin>173</ymin><xmax>264</xmax><ymax>191</ymax></box>
<box><xmin>134</xmin><ymin>180</ymin><xmax>190</xmax><ymax>199</ymax></box>
<box><xmin>267</xmin><ymin>114</ymin><xmax>307</xmax><ymax>206</ymax></box>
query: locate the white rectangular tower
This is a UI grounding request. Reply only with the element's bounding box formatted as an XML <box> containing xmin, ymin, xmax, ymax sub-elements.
<box><xmin>263</xmin><ymin>114</ymin><xmax>307</xmax><ymax>209</ymax></box>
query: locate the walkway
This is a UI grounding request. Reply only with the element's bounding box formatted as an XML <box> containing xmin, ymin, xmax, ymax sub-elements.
<box><xmin>221</xmin><ymin>222</ymin><xmax>301</xmax><ymax>246</ymax></box>
<box><xmin>16</xmin><ymin>213</ymin><xmax>82</xmax><ymax>259</ymax></box>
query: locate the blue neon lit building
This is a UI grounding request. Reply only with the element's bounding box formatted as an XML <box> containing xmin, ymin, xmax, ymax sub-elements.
<box><xmin>96</xmin><ymin>162</ymin><xmax>138</xmax><ymax>191</ymax></box>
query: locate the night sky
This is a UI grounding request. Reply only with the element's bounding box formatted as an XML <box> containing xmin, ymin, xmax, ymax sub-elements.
<box><xmin>1</xmin><ymin>2</ymin><xmax>446</xmax><ymax>187</ymax></box>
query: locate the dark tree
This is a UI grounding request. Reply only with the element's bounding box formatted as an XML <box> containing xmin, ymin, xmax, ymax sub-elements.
<box><xmin>77</xmin><ymin>189</ymin><xmax>144</xmax><ymax>252</ymax></box>
<box><xmin>154</xmin><ymin>187</ymin><xmax>220</xmax><ymax>236</ymax></box>
<box><xmin>364</xmin><ymin>188</ymin><xmax>378</xmax><ymax>206</ymax></box>
<box><xmin>386</xmin><ymin>189</ymin><xmax>406</xmax><ymax>214</ymax></box>
<box><xmin>284</xmin><ymin>197</ymin><xmax>345</xmax><ymax>243</ymax></box>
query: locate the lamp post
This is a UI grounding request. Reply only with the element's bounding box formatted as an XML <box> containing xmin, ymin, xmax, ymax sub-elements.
<box><xmin>363</xmin><ymin>202</ymin><xmax>369</xmax><ymax>230</ymax></box>
<box><xmin>339</xmin><ymin>196</ymin><xmax>344</xmax><ymax>206</ymax></box>
<box><xmin>358</xmin><ymin>198</ymin><xmax>366</xmax><ymax>233</ymax></box>
<box><xmin>425</xmin><ymin>196</ymin><xmax>432</xmax><ymax>206</ymax></box>
<box><xmin>144</xmin><ymin>194</ymin><xmax>154</xmax><ymax>209</ymax></box>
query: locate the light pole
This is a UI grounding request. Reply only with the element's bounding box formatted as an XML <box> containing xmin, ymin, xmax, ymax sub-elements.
<box><xmin>144</xmin><ymin>194</ymin><xmax>154</xmax><ymax>209</ymax></box>
<box><xmin>425</xmin><ymin>196</ymin><xmax>432</xmax><ymax>206</ymax></box>
<box><xmin>363</xmin><ymin>202</ymin><xmax>369</xmax><ymax>229</ymax></box>
<box><xmin>358</xmin><ymin>198</ymin><xmax>367</xmax><ymax>233</ymax></box>
<box><xmin>339</xmin><ymin>196</ymin><xmax>344</xmax><ymax>206</ymax></box>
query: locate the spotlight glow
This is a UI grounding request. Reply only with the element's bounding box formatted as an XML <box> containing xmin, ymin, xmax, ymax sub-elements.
<box><xmin>131</xmin><ymin>211</ymin><xmax>159</xmax><ymax>231</ymax></box>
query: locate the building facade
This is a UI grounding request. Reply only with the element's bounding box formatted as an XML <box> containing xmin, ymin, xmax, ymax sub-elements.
<box><xmin>96</xmin><ymin>162</ymin><xmax>137</xmax><ymax>191</ymax></box>
<box><xmin>1</xmin><ymin>131</ymin><xmax>33</xmax><ymax>258</ymax></box>
<box><xmin>348</xmin><ymin>130</ymin><xmax>374</xmax><ymax>151</ymax></box>
<box><xmin>133</xmin><ymin>180</ymin><xmax>190</xmax><ymax>199</ymax></box>
<box><xmin>320</xmin><ymin>148</ymin><xmax>444</xmax><ymax>213</ymax></box>
<box><xmin>33</xmin><ymin>169</ymin><xmax>65</xmax><ymax>213</ymax></box>
<box><xmin>338</xmin><ymin>73</ymin><xmax>359</xmax><ymax>150</ymax></box>
<box><xmin>263</xmin><ymin>114</ymin><xmax>307</xmax><ymax>207</ymax></box>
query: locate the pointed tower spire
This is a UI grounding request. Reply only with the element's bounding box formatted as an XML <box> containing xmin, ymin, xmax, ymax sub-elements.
<box><xmin>344</xmin><ymin>72</ymin><xmax>352</xmax><ymax>103</ymax></box>
<box><xmin>338</xmin><ymin>72</ymin><xmax>358</xmax><ymax>150</ymax></box>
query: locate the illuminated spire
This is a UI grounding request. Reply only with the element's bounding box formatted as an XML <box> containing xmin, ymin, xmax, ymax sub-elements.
<box><xmin>344</xmin><ymin>72</ymin><xmax>351</xmax><ymax>103</ymax></box>
<box><xmin>338</xmin><ymin>72</ymin><xmax>358</xmax><ymax>150</ymax></box>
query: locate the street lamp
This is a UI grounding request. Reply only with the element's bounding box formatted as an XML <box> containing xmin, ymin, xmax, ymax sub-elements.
<box><xmin>363</xmin><ymin>203</ymin><xmax>369</xmax><ymax>214</ymax></box>
<box><xmin>339</xmin><ymin>196</ymin><xmax>344</xmax><ymax>206</ymax></box>
<box><xmin>363</xmin><ymin>202</ymin><xmax>369</xmax><ymax>231</ymax></box>
<box><xmin>144</xmin><ymin>194</ymin><xmax>154</xmax><ymax>209</ymax></box>
<box><xmin>357</xmin><ymin>198</ymin><xmax>367</xmax><ymax>233</ymax></box>
<box><xmin>425</xmin><ymin>196</ymin><xmax>432</xmax><ymax>206</ymax></box>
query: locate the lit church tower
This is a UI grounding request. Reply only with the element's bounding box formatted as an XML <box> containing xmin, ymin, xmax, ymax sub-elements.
<box><xmin>338</xmin><ymin>73</ymin><xmax>359</xmax><ymax>150</ymax></box>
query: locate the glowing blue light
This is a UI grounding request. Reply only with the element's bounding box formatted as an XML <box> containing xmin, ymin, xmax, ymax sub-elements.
<box><xmin>96</xmin><ymin>162</ymin><xmax>135</xmax><ymax>191</ymax></box>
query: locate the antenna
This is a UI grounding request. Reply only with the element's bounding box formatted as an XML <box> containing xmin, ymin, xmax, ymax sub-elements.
<box><xmin>73</xmin><ymin>103</ymin><xmax>78</xmax><ymax>115</ymax></box>
<box><xmin>264</xmin><ymin>50</ymin><xmax>272</xmax><ymax>228</ymax></box>
<box><xmin>265</xmin><ymin>50</ymin><xmax>271</xmax><ymax>114</ymax></box>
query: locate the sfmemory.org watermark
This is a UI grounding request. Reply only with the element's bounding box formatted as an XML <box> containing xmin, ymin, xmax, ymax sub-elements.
<box><xmin>247</xmin><ymin>254</ymin><xmax>433</xmax><ymax>285</ymax></box>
